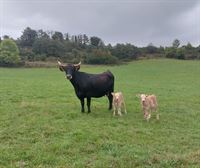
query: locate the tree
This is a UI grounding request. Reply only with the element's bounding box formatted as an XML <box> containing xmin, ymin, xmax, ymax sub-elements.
<box><xmin>90</xmin><ymin>36</ymin><xmax>103</xmax><ymax>47</ymax></box>
<box><xmin>3</xmin><ymin>35</ymin><xmax>10</xmax><ymax>39</ymax></box>
<box><xmin>83</xmin><ymin>34</ymin><xmax>89</xmax><ymax>45</ymax></box>
<box><xmin>111</xmin><ymin>43</ymin><xmax>140</xmax><ymax>60</ymax></box>
<box><xmin>172</xmin><ymin>39</ymin><xmax>180</xmax><ymax>48</ymax></box>
<box><xmin>164</xmin><ymin>47</ymin><xmax>176</xmax><ymax>58</ymax></box>
<box><xmin>85</xmin><ymin>49</ymin><xmax>118</xmax><ymax>64</ymax></box>
<box><xmin>19</xmin><ymin>27</ymin><xmax>37</xmax><ymax>47</ymax></box>
<box><xmin>52</xmin><ymin>31</ymin><xmax>64</xmax><ymax>41</ymax></box>
<box><xmin>185</xmin><ymin>42</ymin><xmax>193</xmax><ymax>50</ymax></box>
<box><xmin>145</xmin><ymin>43</ymin><xmax>158</xmax><ymax>54</ymax></box>
<box><xmin>0</xmin><ymin>39</ymin><xmax>20</xmax><ymax>65</ymax></box>
<box><xmin>37</xmin><ymin>29</ymin><xmax>50</xmax><ymax>39</ymax></box>
<box><xmin>64</xmin><ymin>33</ymin><xmax>70</xmax><ymax>41</ymax></box>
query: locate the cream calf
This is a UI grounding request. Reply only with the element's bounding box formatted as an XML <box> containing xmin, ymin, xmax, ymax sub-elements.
<box><xmin>137</xmin><ymin>94</ymin><xmax>159</xmax><ymax>121</ymax></box>
<box><xmin>112</xmin><ymin>92</ymin><xmax>127</xmax><ymax>116</ymax></box>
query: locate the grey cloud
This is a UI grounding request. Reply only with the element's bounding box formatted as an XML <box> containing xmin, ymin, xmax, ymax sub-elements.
<box><xmin>0</xmin><ymin>0</ymin><xmax>199</xmax><ymax>46</ymax></box>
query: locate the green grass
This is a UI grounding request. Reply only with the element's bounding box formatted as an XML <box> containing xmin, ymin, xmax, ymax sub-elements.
<box><xmin>0</xmin><ymin>59</ymin><xmax>200</xmax><ymax>167</ymax></box>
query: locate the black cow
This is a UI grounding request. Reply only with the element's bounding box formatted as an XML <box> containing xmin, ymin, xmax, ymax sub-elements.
<box><xmin>58</xmin><ymin>61</ymin><xmax>114</xmax><ymax>113</ymax></box>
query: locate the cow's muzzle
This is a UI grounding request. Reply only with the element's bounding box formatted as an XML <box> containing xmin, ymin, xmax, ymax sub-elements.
<box><xmin>66</xmin><ymin>74</ymin><xmax>72</xmax><ymax>80</ymax></box>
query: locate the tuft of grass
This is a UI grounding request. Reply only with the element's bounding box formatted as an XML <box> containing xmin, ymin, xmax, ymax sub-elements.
<box><xmin>0</xmin><ymin>59</ymin><xmax>200</xmax><ymax>167</ymax></box>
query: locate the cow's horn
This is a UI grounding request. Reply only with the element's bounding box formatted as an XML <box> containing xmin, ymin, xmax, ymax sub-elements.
<box><xmin>57</xmin><ymin>60</ymin><xmax>65</xmax><ymax>71</ymax></box>
<box><xmin>57</xmin><ymin>60</ymin><xmax>62</xmax><ymax>66</ymax></box>
<box><xmin>74</xmin><ymin>61</ymin><xmax>81</xmax><ymax>67</ymax></box>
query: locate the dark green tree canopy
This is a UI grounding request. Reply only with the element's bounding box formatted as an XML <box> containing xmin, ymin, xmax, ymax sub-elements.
<box><xmin>52</xmin><ymin>31</ymin><xmax>64</xmax><ymax>41</ymax></box>
<box><xmin>19</xmin><ymin>27</ymin><xmax>38</xmax><ymax>47</ymax></box>
<box><xmin>90</xmin><ymin>36</ymin><xmax>103</xmax><ymax>47</ymax></box>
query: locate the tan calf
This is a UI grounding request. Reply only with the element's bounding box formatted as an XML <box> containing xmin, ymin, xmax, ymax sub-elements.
<box><xmin>112</xmin><ymin>92</ymin><xmax>127</xmax><ymax>116</ymax></box>
<box><xmin>137</xmin><ymin>94</ymin><xmax>159</xmax><ymax>121</ymax></box>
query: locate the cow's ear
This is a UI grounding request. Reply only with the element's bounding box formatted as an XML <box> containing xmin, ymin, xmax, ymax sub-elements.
<box><xmin>74</xmin><ymin>61</ymin><xmax>81</xmax><ymax>71</ymax></box>
<box><xmin>74</xmin><ymin>65</ymin><xmax>80</xmax><ymax>71</ymax></box>
<box><xmin>111</xmin><ymin>92</ymin><xmax>114</xmax><ymax>96</ymax></box>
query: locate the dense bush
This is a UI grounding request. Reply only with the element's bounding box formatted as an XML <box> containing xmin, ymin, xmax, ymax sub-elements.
<box><xmin>85</xmin><ymin>49</ymin><xmax>118</xmax><ymax>64</ymax></box>
<box><xmin>165</xmin><ymin>47</ymin><xmax>176</xmax><ymax>58</ymax></box>
<box><xmin>111</xmin><ymin>43</ymin><xmax>140</xmax><ymax>60</ymax></box>
<box><xmin>0</xmin><ymin>39</ymin><xmax>21</xmax><ymax>66</ymax></box>
<box><xmin>20</xmin><ymin>47</ymin><xmax>35</xmax><ymax>61</ymax></box>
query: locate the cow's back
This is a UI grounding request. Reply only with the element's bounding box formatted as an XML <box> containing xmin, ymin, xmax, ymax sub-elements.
<box><xmin>74</xmin><ymin>71</ymin><xmax>114</xmax><ymax>98</ymax></box>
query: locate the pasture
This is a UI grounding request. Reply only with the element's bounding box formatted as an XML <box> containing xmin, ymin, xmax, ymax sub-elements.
<box><xmin>0</xmin><ymin>59</ymin><xmax>200</xmax><ymax>167</ymax></box>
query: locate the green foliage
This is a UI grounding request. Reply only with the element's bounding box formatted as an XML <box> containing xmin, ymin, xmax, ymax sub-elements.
<box><xmin>20</xmin><ymin>47</ymin><xmax>36</xmax><ymax>61</ymax></box>
<box><xmin>52</xmin><ymin>31</ymin><xmax>64</xmax><ymax>41</ymax></box>
<box><xmin>164</xmin><ymin>47</ymin><xmax>176</xmax><ymax>58</ymax></box>
<box><xmin>176</xmin><ymin>48</ymin><xmax>185</xmax><ymax>59</ymax></box>
<box><xmin>85</xmin><ymin>49</ymin><xmax>118</xmax><ymax>64</ymax></box>
<box><xmin>145</xmin><ymin>43</ymin><xmax>159</xmax><ymax>54</ymax></box>
<box><xmin>111</xmin><ymin>43</ymin><xmax>140</xmax><ymax>60</ymax></box>
<box><xmin>37</xmin><ymin>29</ymin><xmax>50</xmax><ymax>39</ymax></box>
<box><xmin>0</xmin><ymin>39</ymin><xmax>20</xmax><ymax>66</ymax></box>
<box><xmin>2</xmin><ymin>27</ymin><xmax>199</xmax><ymax>64</ymax></box>
<box><xmin>19</xmin><ymin>27</ymin><xmax>38</xmax><ymax>47</ymax></box>
<box><xmin>33</xmin><ymin>38</ymin><xmax>65</xmax><ymax>58</ymax></box>
<box><xmin>0</xmin><ymin>59</ymin><xmax>200</xmax><ymax>167</ymax></box>
<box><xmin>90</xmin><ymin>36</ymin><xmax>103</xmax><ymax>47</ymax></box>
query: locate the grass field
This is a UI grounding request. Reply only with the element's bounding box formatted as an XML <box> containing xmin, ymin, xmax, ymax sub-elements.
<box><xmin>0</xmin><ymin>59</ymin><xmax>200</xmax><ymax>167</ymax></box>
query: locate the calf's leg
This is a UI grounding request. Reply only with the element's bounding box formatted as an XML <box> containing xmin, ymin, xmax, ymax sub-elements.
<box><xmin>155</xmin><ymin>107</ymin><xmax>159</xmax><ymax>120</ymax></box>
<box><xmin>118</xmin><ymin>107</ymin><xmax>122</xmax><ymax>116</ymax></box>
<box><xmin>123</xmin><ymin>102</ymin><xmax>127</xmax><ymax>114</ymax></box>
<box><xmin>113</xmin><ymin>105</ymin><xmax>116</xmax><ymax>116</ymax></box>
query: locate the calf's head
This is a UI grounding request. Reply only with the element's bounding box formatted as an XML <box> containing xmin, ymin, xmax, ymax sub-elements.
<box><xmin>140</xmin><ymin>94</ymin><xmax>147</xmax><ymax>103</ymax></box>
<box><xmin>58</xmin><ymin>61</ymin><xmax>81</xmax><ymax>80</ymax></box>
<box><xmin>112</xmin><ymin>92</ymin><xmax>120</xmax><ymax>104</ymax></box>
<box><xmin>136</xmin><ymin>94</ymin><xmax>147</xmax><ymax>104</ymax></box>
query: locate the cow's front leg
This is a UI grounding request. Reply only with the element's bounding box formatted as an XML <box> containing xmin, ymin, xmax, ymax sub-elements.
<box><xmin>80</xmin><ymin>98</ymin><xmax>85</xmax><ymax>113</ymax></box>
<box><xmin>87</xmin><ymin>97</ymin><xmax>91</xmax><ymax>113</ymax></box>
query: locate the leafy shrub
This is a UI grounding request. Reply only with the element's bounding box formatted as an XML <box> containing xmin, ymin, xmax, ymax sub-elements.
<box><xmin>0</xmin><ymin>39</ymin><xmax>21</xmax><ymax>66</ymax></box>
<box><xmin>165</xmin><ymin>47</ymin><xmax>176</xmax><ymax>58</ymax></box>
<box><xmin>19</xmin><ymin>48</ymin><xmax>36</xmax><ymax>61</ymax></box>
<box><xmin>176</xmin><ymin>48</ymin><xmax>185</xmax><ymax>59</ymax></box>
<box><xmin>85</xmin><ymin>49</ymin><xmax>118</xmax><ymax>64</ymax></box>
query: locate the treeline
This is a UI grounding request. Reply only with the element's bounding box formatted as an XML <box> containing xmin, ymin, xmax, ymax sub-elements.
<box><xmin>0</xmin><ymin>27</ymin><xmax>200</xmax><ymax>66</ymax></box>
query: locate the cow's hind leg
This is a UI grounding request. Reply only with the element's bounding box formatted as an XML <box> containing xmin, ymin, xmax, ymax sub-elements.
<box><xmin>87</xmin><ymin>97</ymin><xmax>91</xmax><ymax>113</ymax></box>
<box><xmin>80</xmin><ymin>98</ymin><xmax>85</xmax><ymax>113</ymax></box>
<box><xmin>107</xmin><ymin>93</ymin><xmax>113</xmax><ymax>110</ymax></box>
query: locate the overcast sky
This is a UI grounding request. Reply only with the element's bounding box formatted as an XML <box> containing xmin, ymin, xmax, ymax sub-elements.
<box><xmin>0</xmin><ymin>0</ymin><xmax>199</xmax><ymax>46</ymax></box>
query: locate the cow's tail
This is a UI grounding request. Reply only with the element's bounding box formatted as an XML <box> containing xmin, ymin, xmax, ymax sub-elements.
<box><xmin>107</xmin><ymin>70</ymin><xmax>114</xmax><ymax>92</ymax></box>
